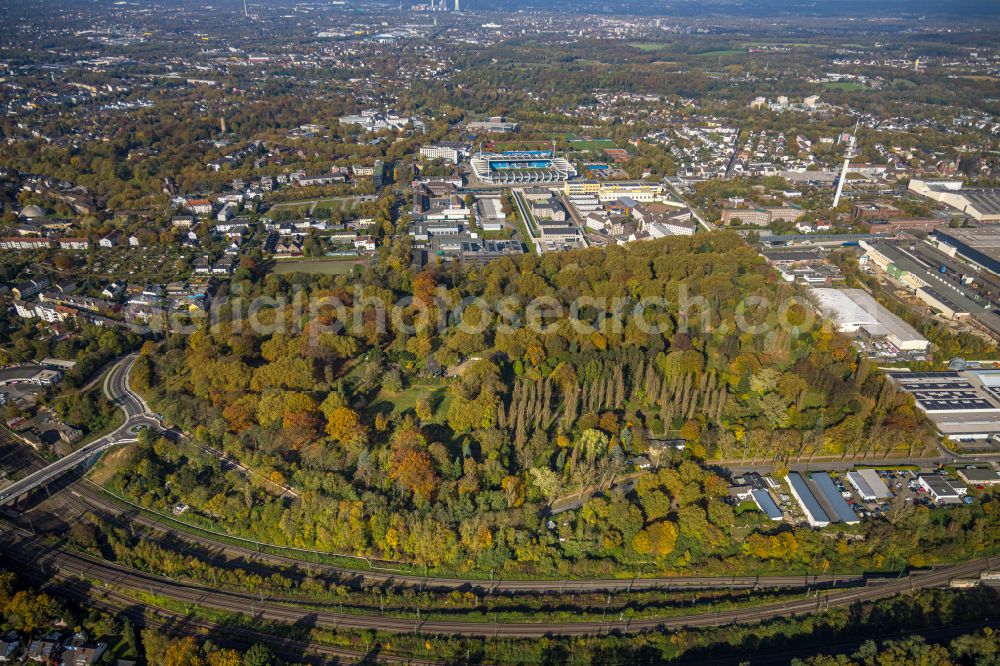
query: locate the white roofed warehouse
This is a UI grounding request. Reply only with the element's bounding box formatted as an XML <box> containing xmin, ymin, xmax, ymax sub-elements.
<box><xmin>846</xmin><ymin>469</ymin><xmax>892</xmax><ymax>502</ymax></box>
<box><xmin>810</xmin><ymin>288</ymin><xmax>929</xmax><ymax>352</ymax></box>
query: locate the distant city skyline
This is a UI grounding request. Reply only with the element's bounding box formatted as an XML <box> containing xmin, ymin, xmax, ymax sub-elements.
<box><xmin>385</xmin><ymin>0</ymin><xmax>1000</xmax><ymax>16</ymax></box>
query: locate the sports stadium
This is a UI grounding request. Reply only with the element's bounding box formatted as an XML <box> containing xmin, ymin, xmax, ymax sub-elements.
<box><xmin>470</xmin><ymin>150</ymin><xmax>577</xmax><ymax>184</ymax></box>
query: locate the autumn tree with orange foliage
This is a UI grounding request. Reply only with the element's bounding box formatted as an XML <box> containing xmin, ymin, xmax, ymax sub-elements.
<box><xmin>390</xmin><ymin>446</ymin><xmax>439</xmax><ymax>502</ymax></box>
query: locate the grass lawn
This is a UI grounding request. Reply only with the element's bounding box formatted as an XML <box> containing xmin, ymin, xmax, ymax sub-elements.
<box><xmin>697</xmin><ymin>49</ymin><xmax>744</xmax><ymax>57</ymax></box>
<box><xmin>269</xmin><ymin>258</ymin><xmax>365</xmax><ymax>275</ymax></box>
<box><xmin>569</xmin><ymin>138</ymin><xmax>617</xmax><ymax>151</ymax></box>
<box><xmin>313</xmin><ymin>198</ymin><xmax>356</xmax><ymax>213</ymax></box>
<box><xmin>510</xmin><ymin>191</ymin><xmax>538</xmax><ymax>255</ymax></box>
<box><xmin>743</xmin><ymin>42</ymin><xmax>826</xmax><ymax>49</ymax></box>
<box><xmin>268</xmin><ymin>197</ymin><xmax>358</xmax><ymax>215</ymax></box>
<box><xmin>370</xmin><ymin>383</ymin><xmax>451</xmax><ymax>422</ymax></box>
<box><xmin>628</xmin><ymin>42</ymin><xmax>669</xmax><ymax>52</ymax></box>
<box><xmin>89</xmin><ymin>445</ymin><xmax>133</xmax><ymax>485</ymax></box>
<box><xmin>109</xmin><ymin>634</ymin><xmax>139</xmax><ymax>662</ymax></box>
<box><xmin>822</xmin><ymin>81</ymin><xmax>865</xmax><ymax>91</ymax></box>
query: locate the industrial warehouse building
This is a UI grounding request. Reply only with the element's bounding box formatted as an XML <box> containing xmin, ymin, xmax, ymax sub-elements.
<box><xmin>810</xmin><ymin>472</ymin><xmax>860</xmax><ymax>524</ymax></box>
<box><xmin>956</xmin><ymin>467</ymin><xmax>1000</xmax><ymax>486</ymax></box>
<box><xmin>886</xmin><ymin>369</ymin><xmax>1000</xmax><ymax>441</ymax></box>
<box><xmin>932</xmin><ymin>227</ymin><xmax>1000</xmax><ymax>276</ymax></box>
<box><xmin>846</xmin><ymin>469</ymin><xmax>892</xmax><ymax>501</ymax></box>
<box><xmin>917</xmin><ymin>475</ymin><xmax>968</xmax><ymax>503</ymax></box>
<box><xmin>751</xmin><ymin>489</ymin><xmax>783</xmax><ymax>521</ymax></box>
<box><xmin>909</xmin><ymin>180</ymin><xmax>1000</xmax><ymax>223</ymax></box>
<box><xmin>810</xmin><ymin>288</ymin><xmax>930</xmax><ymax>352</ymax></box>
<box><xmin>915</xmin><ymin>286</ymin><xmax>972</xmax><ymax>320</ymax></box>
<box><xmin>785</xmin><ymin>472</ymin><xmax>831</xmax><ymax>527</ymax></box>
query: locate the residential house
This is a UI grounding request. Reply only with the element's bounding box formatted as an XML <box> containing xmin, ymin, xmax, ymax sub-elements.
<box><xmin>354</xmin><ymin>236</ymin><xmax>377</xmax><ymax>252</ymax></box>
<box><xmin>216</xmin><ymin>204</ymin><xmax>235</xmax><ymax>223</ymax></box>
<box><xmin>273</xmin><ymin>239</ymin><xmax>303</xmax><ymax>258</ymax></box>
<box><xmin>98</xmin><ymin>230</ymin><xmax>122</xmax><ymax>248</ymax></box>
<box><xmin>63</xmin><ymin>632</ymin><xmax>106</xmax><ymax>666</ymax></box>
<box><xmin>0</xmin><ymin>631</ymin><xmax>20</xmax><ymax>662</ymax></box>
<box><xmin>212</xmin><ymin>256</ymin><xmax>235</xmax><ymax>275</ymax></box>
<box><xmin>0</xmin><ymin>237</ymin><xmax>51</xmax><ymax>251</ymax></box>
<box><xmin>26</xmin><ymin>633</ymin><xmax>62</xmax><ymax>663</ymax></box>
<box><xmin>193</xmin><ymin>257</ymin><xmax>213</xmax><ymax>274</ymax></box>
<box><xmin>58</xmin><ymin>237</ymin><xmax>90</xmax><ymax>250</ymax></box>
<box><xmin>12</xmin><ymin>277</ymin><xmax>50</xmax><ymax>300</ymax></box>
<box><xmin>185</xmin><ymin>199</ymin><xmax>213</xmax><ymax>216</ymax></box>
<box><xmin>101</xmin><ymin>282</ymin><xmax>126</xmax><ymax>300</ymax></box>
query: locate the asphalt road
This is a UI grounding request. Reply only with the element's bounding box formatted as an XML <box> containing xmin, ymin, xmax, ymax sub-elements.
<box><xmin>0</xmin><ymin>355</ymin><xmax>161</xmax><ymax>504</ymax></box>
<box><xmin>1</xmin><ymin>531</ymin><xmax>992</xmax><ymax>638</ymax></box>
<box><xmin>664</xmin><ymin>178</ymin><xmax>715</xmax><ymax>232</ymax></box>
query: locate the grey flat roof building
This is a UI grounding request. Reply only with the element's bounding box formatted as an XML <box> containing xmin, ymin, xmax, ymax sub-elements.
<box><xmin>786</xmin><ymin>472</ymin><xmax>831</xmax><ymax>527</ymax></box>
<box><xmin>846</xmin><ymin>469</ymin><xmax>892</xmax><ymax>501</ymax></box>
<box><xmin>934</xmin><ymin>227</ymin><xmax>1000</xmax><ymax>276</ymax></box>
<box><xmin>751</xmin><ymin>489</ymin><xmax>783</xmax><ymax>521</ymax></box>
<box><xmin>810</xmin><ymin>472</ymin><xmax>860</xmax><ymax>524</ymax></box>
<box><xmin>956</xmin><ymin>467</ymin><xmax>1000</xmax><ymax>485</ymax></box>
<box><xmin>961</xmin><ymin>189</ymin><xmax>1000</xmax><ymax>217</ymax></box>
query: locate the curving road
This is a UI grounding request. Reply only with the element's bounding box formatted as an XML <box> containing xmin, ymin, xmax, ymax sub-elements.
<box><xmin>0</xmin><ymin>355</ymin><xmax>162</xmax><ymax>504</ymax></box>
<box><xmin>0</xmin><ymin>530</ymin><xmax>993</xmax><ymax>638</ymax></box>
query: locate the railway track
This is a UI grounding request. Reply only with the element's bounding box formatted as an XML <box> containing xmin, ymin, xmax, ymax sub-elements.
<box><xmin>60</xmin><ymin>480</ymin><xmax>882</xmax><ymax>595</ymax></box>
<box><xmin>14</xmin><ymin>562</ymin><xmax>443</xmax><ymax>666</ymax></box>
<box><xmin>1</xmin><ymin>531</ymin><xmax>992</xmax><ymax>638</ymax></box>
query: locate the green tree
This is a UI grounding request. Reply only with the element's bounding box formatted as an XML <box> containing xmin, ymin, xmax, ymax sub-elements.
<box><xmin>242</xmin><ymin>644</ymin><xmax>275</xmax><ymax>666</ymax></box>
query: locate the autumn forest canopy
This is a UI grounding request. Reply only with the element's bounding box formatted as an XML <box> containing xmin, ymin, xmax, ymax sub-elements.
<box><xmin>108</xmin><ymin>233</ymin><xmax>999</xmax><ymax>576</ymax></box>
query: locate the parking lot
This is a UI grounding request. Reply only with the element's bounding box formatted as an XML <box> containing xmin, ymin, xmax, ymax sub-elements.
<box><xmin>829</xmin><ymin>468</ymin><xmax>956</xmax><ymax>517</ymax></box>
<box><xmin>756</xmin><ymin>467</ymin><xmax>965</xmax><ymax>529</ymax></box>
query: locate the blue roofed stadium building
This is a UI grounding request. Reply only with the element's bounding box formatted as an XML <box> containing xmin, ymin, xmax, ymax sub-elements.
<box><xmin>471</xmin><ymin>151</ymin><xmax>577</xmax><ymax>184</ymax></box>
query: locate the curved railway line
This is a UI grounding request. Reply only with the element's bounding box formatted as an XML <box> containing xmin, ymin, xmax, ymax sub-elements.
<box><xmin>14</xmin><ymin>565</ymin><xmax>440</xmax><ymax>666</ymax></box>
<box><xmin>0</xmin><ymin>530</ymin><xmax>992</xmax><ymax>638</ymax></box>
<box><xmin>60</xmin><ymin>480</ymin><xmax>887</xmax><ymax>595</ymax></box>
<box><xmin>2</xmin><ymin>356</ymin><xmax>950</xmax><ymax>597</ymax></box>
<box><xmin>3</xmin><ymin>362</ymin><xmax>996</xmax><ymax>651</ymax></box>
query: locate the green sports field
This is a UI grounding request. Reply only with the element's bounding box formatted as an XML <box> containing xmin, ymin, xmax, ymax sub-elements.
<box><xmin>268</xmin><ymin>258</ymin><xmax>364</xmax><ymax>275</ymax></box>
<box><xmin>628</xmin><ymin>42</ymin><xmax>669</xmax><ymax>52</ymax></box>
<box><xmin>568</xmin><ymin>138</ymin><xmax>617</xmax><ymax>151</ymax></box>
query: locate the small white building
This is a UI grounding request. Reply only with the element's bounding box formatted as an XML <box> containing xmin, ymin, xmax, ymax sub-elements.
<box><xmin>354</xmin><ymin>236</ymin><xmax>376</xmax><ymax>252</ymax></box>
